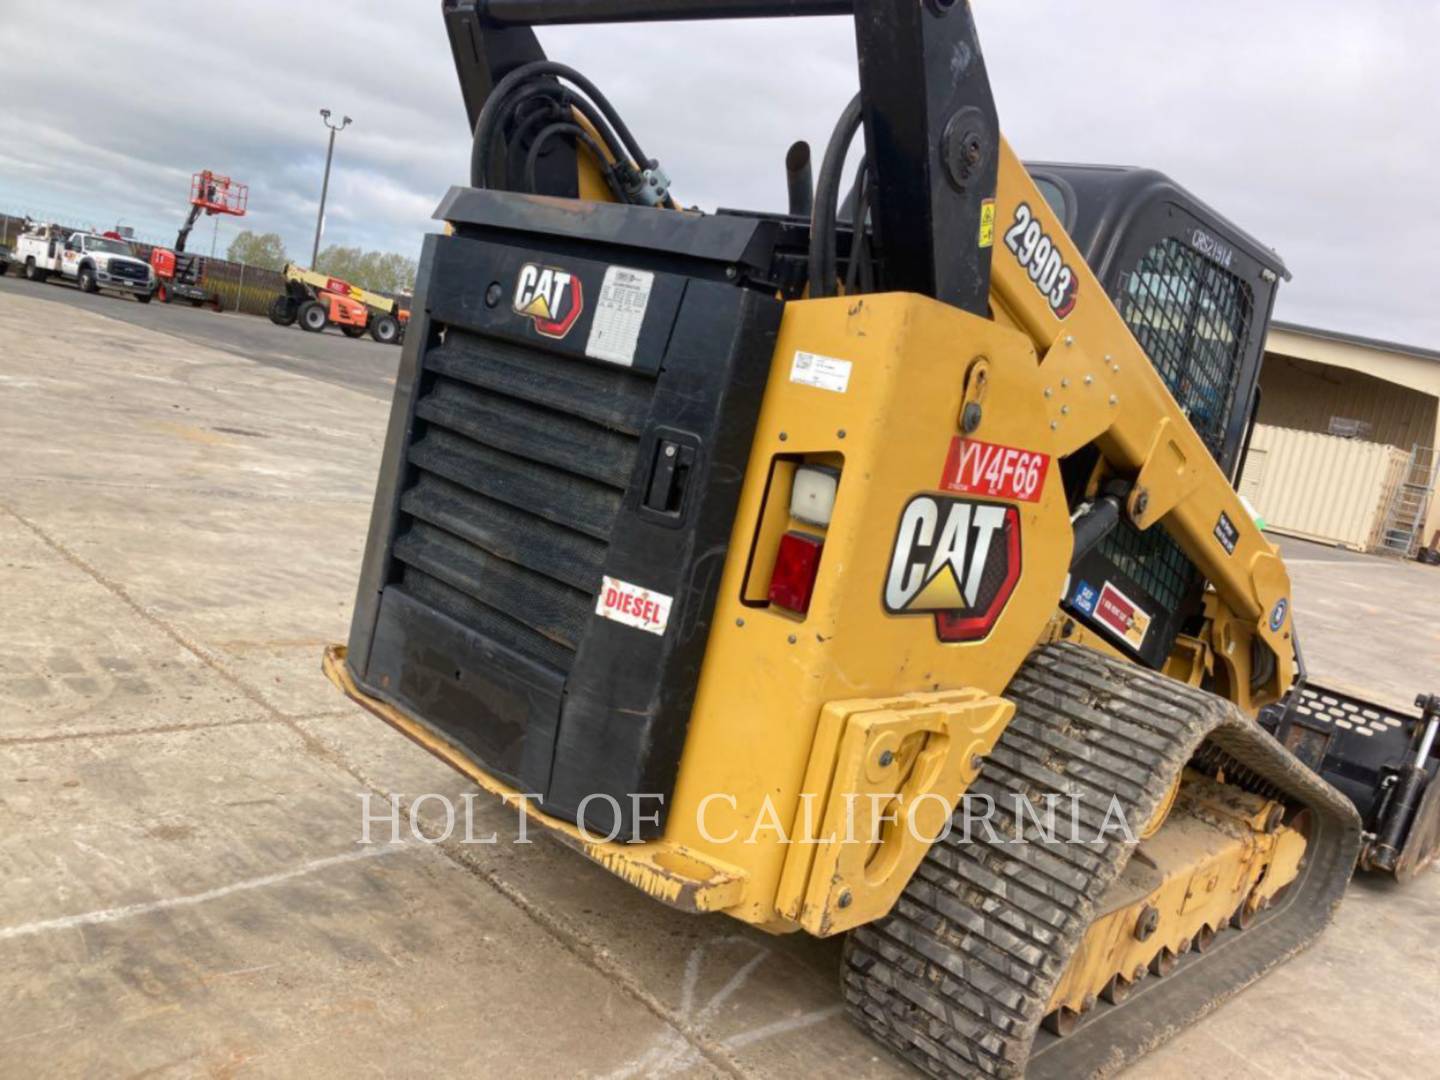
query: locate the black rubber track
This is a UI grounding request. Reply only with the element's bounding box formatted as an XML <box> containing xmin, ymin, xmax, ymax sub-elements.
<box><xmin>842</xmin><ymin>643</ymin><xmax>1361</xmax><ymax>1078</ymax></box>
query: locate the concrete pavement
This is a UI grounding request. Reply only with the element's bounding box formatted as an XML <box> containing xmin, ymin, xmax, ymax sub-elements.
<box><xmin>0</xmin><ymin>287</ymin><xmax>1436</xmax><ymax>1078</ymax></box>
<box><xmin>0</xmin><ymin>271</ymin><xmax>401</xmax><ymax>400</ymax></box>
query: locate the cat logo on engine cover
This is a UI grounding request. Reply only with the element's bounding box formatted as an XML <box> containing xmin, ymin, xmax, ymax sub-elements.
<box><xmin>514</xmin><ymin>262</ymin><xmax>584</xmax><ymax>339</ymax></box>
<box><xmin>884</xmin><ymin>495</ymin><xmax>1022</xmax><ymax>643</ymax></box>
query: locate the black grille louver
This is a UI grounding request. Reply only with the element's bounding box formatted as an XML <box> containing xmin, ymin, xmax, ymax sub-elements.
<box><xmin>391</xmin><ymin>329</ymin><xmax>650</xmax><ymax>671</ymax></box>
<box><xmin>347</xmin><ymin>204</ymin><xmax>783</xmax><ymax>837</ymax></box>
<box><xmin>108</xmin><ymin>260</ymin><xmax>149</xmax><ymax>281</ymax></box>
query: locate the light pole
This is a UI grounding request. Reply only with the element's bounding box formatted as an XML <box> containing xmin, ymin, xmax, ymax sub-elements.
<box><xmin>311</xmin><ymin>109</ymin><xmax>352</xmax><ymax>267</ymax></box>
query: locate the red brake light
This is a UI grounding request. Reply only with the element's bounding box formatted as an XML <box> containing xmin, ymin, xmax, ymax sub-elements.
<box><xmin>768</xmin><ymin>531</ymin><xmax>825</xmax><ymax>615</ymax></box>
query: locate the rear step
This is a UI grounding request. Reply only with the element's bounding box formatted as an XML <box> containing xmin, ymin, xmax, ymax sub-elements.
<box><xmin>842</xmin><ymin>643</ymin><xmax>1360</xmax><ymax>1078</ymax></box>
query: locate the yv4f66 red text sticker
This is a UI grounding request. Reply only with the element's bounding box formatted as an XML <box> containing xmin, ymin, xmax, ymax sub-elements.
<box><xmin>514</xmin><ymin>262</ymin><xmax>584</xmax><ymax>339</ymax></box>
<box><xmin>941</xmin><ymin>437</ymin><xmax>1049</xmax><ymax>504</ymax></box>
<box><xmin>1003</xmin><ymin>202</ymin><xmax>1079</xmax><ymax>319</ymax></box>
<box><xmin>883</xmin><ymin>495</ymin><xmax>1021</xmax><ymax>643</ymax></box>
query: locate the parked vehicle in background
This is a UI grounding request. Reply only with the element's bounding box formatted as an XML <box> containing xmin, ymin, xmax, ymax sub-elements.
<box><xmin>151</xmin><ymin>247</ymin><xmax>218</xmax><ymax>308</ymax></box>
<box><xmin>269</xmin><ymin>262</ymin><xmax>407</xmax><ymax>344</ymax></box>
<box><xmin>11</xmin><ymin>222</ymin><xmax>67</xmax><ymax>281</ymax></box>
<box><xmin>12</xmin><ymin>223</ymin><xmax>154</xmax><ymax>301</ymax></box>
<box><xmin>0</xmin><ymin>242</ymin><xmax>10</xmax><ymax>275</ymax></box>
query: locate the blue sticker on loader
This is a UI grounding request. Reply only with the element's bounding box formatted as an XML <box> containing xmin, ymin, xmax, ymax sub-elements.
<box><xmin>1072</xmin><ymin>580</ymin><xmax>1098</xmax><ymax>616</ymax></box>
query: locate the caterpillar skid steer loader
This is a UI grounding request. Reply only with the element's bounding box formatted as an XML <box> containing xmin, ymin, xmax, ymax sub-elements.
<box><xmin>324</xmin><ymin>1</ymin><xmax>1438</xmax><ymax>1074</ymax></box>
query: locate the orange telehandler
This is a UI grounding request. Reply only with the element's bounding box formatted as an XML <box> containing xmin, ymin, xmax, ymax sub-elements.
<box><xmin>268</xmin><ymin>262</ymin><xmax>408</xmax><ymax>344</ymax></box>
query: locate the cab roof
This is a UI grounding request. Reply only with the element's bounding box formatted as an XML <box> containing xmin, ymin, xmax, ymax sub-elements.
<box><xmin>1026</xmin><ymin>162</ymin><xmax>1291</xmax><ymax>282</ymax></box>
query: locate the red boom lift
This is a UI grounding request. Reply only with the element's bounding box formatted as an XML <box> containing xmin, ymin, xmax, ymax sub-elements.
<box><xmin>149</xmin><ymin>171</ymin><xmax>248</xmax><ymax>307</ymax></box>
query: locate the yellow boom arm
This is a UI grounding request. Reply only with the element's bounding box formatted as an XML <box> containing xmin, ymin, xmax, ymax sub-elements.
<box><xmin>987</xmin><ymin>141</ymin><xmax>1294</xmax><ymax>708</ymax></box>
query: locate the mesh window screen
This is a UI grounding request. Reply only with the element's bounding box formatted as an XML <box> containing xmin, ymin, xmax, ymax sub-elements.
<box><xmin>1116</xmin><ymin>237</ymin><xmax>1254</xmax><ymax>457</ymax></box>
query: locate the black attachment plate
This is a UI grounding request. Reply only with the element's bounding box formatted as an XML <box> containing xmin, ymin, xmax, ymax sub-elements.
<box><xmin>1259</xmin><ymin>684</ymin><xmax>1435</xmax><ymax>831</ymax></box>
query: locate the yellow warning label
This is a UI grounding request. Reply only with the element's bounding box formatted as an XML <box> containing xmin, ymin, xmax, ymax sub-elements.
<box><xmin>978</xmin><ymin>199</ymin><xmax>996</xmax><ymax>248</ymax></box>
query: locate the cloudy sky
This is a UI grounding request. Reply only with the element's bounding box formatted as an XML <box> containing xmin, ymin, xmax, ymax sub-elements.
<box><xmin>3</xmin><ymin>1</ymin><xmax>1437</xmax><ymax>344</ymax></box>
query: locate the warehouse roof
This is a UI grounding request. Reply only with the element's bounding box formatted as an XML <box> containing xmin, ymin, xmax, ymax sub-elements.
<box><xmin>1270</xmin><ymin>321</ymin><xmax>1440</xmax><ymax>365</ymax></box>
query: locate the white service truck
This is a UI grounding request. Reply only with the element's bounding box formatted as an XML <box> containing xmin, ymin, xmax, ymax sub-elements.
<box><xmin>11</xmin><ymin>225</ymin><xmax>155</xmax><ymax>301</ymax></box>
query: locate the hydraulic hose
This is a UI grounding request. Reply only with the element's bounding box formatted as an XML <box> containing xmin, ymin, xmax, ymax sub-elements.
<box><xmin>844</xmin><ymin>155</ymin><xmax>872</xmax><ymax>296</ymax></box>
<box><xmin>525</xmin><ymin>122</ymin><xmax>622</xmax><ymax>201</ymax></box>
<box><xmin>506</xmin><ymin>98</ymin><xmax>568</xmax><ymax>190</ymax></box>
<box><xmin>471</xmin><ymin>60</ymin><xmax>655</xmax><ymax>193</ymax></box>
<box><xmin>808</xmin><ymin>92</ymin><xmax>863</xmax><ymax>299</ymax></box>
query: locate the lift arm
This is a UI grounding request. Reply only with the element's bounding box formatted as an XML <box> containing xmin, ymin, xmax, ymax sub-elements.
<box><xmin>986</xmin><ymin>141</ymin><xmax>1294</xmax><ymax>702</ymax></box>
<box><xmin>174</xmin><ymin>202</ymin><xmax>205</xmax><ymax>253</ymax></box>
<box><xmin>446</xmin><ymin>0</ymin><xmax>999</xmax><ymax>313</ymax></box>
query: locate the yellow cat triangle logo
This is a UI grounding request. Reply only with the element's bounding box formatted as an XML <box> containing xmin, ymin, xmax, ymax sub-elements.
<box><xmin>911</xmin><ymin>565</ymin><xmax>968</xmax><ymax>611</ymax></box>
<box><xmin>519</xmin><ymin>293</ymin><xmax>553</xmax><ymax>320</ymax></box>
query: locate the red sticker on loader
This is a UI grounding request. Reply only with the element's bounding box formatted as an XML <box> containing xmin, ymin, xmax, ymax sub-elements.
<box><xmin>1094</xmin><ymin>582</ymin><xmax>1152</xmax><ymax>652</ymax></box>
<box><xmin>941</xmin><ymin>437</ymin><xmax>1049</xmax><ymax>503</ymax></box>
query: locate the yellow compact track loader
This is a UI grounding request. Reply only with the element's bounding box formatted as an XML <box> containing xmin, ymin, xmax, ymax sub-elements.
<box><xmin>326</xmin><ymin>2</ymin><xmax>1440</xmax><ymax>1074</ymax></box>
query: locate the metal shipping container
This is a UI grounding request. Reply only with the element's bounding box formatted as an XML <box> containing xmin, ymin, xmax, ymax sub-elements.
<box><xmin>1238</xmin><ymin>424</ymin><xmax>1409</xmax><ymax>551</ymax></box>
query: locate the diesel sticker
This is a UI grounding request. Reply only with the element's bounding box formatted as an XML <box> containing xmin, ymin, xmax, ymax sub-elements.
<box><xmin>1093</xmin><ymin>582</ymin><xmax>1152</xmax><ymax>652</ymax></box>
<box><xmin>514</xmin><ymin>263</ymin><xmax>584</xmax><ymax>340</ymax></box>
<box><xmin>595</xmin><ymin>576</ymin><xmax>672</xmax><ymax>636</ymax></box>
<box><xmin>1003</xmin><ymin>202</ymin><xmax>1079</xmax><ymax>319</ymax></box>
<box><xmin>1214</xmin><ymin>511</ymin><xmax>1239</xmax><ymax>555</ymax></box>
<box><xmin>941</xmin><ymin>437</ymin><xmax>1049</xmax><ymax>503</ymax></box>
<box><xmin>884</xmin><ymin>494</ymin><xmax>1021</xmax><ymax>643</ymax></box>
<box><xmin>586</xmin><ymin>265</ymin><xmax>654</xmax><ymax>367</ymax></box>
<box><xmin>790</xmin><ymin>350</ymin><xmax>853</xmax><ymax>394</ymax></box>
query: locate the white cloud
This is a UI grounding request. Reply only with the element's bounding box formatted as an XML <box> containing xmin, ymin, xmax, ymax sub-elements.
<box><xmin>2</xmin><ymin>0</ymin><xmax>1435</xmax><ymax>345</ymax></box>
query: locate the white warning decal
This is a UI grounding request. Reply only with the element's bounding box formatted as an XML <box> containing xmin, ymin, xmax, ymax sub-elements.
<box><xmin>595</xmin><ymin>575</ymin><xmax>672</xmax><ymax>636</ymax></box>
<box><xmin>790</xmin><ymin>350</ymin><xmax>852</xmax><ymax>394</ymax></box>
<box><xmin>585</xmin><ymin>265</ymin><xmax>654</xmax><ymax>367</ymax></box>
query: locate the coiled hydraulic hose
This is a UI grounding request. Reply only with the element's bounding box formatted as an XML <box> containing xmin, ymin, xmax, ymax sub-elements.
<box><xmin>470</xmin><ymin>59</ymin><xmax>672</xmax><ymax>207</ymax></box>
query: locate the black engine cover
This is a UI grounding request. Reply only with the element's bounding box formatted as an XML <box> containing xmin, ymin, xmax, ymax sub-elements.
<box><xmin>346</xmin><ymin>190</ymin><xmax>783</xmax><ymax>839</ymax></box>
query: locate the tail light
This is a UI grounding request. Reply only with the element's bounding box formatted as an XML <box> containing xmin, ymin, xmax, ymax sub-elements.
<box><xmin>768</xmin><ymin>531</ymin><xmax>825</xmax><ymax>615</ymax></box>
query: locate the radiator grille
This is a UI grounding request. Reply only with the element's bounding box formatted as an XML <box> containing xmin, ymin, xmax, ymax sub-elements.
<box><xmin>173</xmin><ymin>253</ymin><xmax>205</xmax><ymax>286</ymax></box>
<box><xmin>390</xmin><ymin>328</ymin><xmax>652</xmax><ymax>672</ymax></box>
<box><xmin>107</xmin><ymin>260</ymin><xmax>149</xmax><ymax>282</ymax></box>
